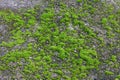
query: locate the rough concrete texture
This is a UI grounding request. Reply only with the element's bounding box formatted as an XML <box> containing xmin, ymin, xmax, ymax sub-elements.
<box><xmin>0</xmin><ymin>0</ymin><xmax>44</xmax><ymax>9</ymax></box>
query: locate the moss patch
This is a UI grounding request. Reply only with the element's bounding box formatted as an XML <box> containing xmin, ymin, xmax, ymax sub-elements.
<box><xmin>0</xmin><ymin>0</ymin><xmax>120</xmax><ymax>80</ymax></box>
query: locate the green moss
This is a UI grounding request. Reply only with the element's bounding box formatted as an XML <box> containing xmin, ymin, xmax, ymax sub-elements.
<box><xmin>111</xmin><ymin>55</ymin><xmax>117</xmax><ymax>62</ymax></box>
<box><xmin>105</xmin><ymin>70</ymin><xmax>114</xmax><ymax>75</ymax></box>
<box><xmin>0</xmin><ymin>0</ymin><xmax>119</xmax><ymax>79</ymax></box>
<box><xmin>116</xmin><ymin>75</ymin><xmax>120</xmax><ymax>79</ymax></box>
<box><xmin>76</xmin><ymin>0</ymin><xmax>82</xmax><ymax>3</ymax></box>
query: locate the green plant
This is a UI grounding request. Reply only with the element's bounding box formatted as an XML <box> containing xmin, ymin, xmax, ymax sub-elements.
<box><xmin>105</xmin><ymin>71</ymin><xmax>114</xmax><ymax>75</ymax></box>
<box><xmin>111</xmin><ymin>55</ymin><xmax>117</xmax><ymax>62</ymax></box>
<box><xmin>76</xmin><ymin>0</ymin><xmax>82</xmax><ymax>3</ymax></box>
<box><xmin>101</xmin><ymin>18</ymin><xmax>108</xmax><ymax>24</ymax></box>
<box><xmin>0</xmin><ymin>0</ymin><xmax>119</xmax><ymax>79</ymax></box>
<box><xmin>116</xmin><ymin>75</ymin><xmax>120</xmax><ymax>79</ymax></box>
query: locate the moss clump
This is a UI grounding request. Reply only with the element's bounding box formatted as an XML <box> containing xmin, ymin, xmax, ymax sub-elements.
<box><xmin>0</xmin><ymin>0</ymin><xmax>120</xmax><ymax>80</ymax></box>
